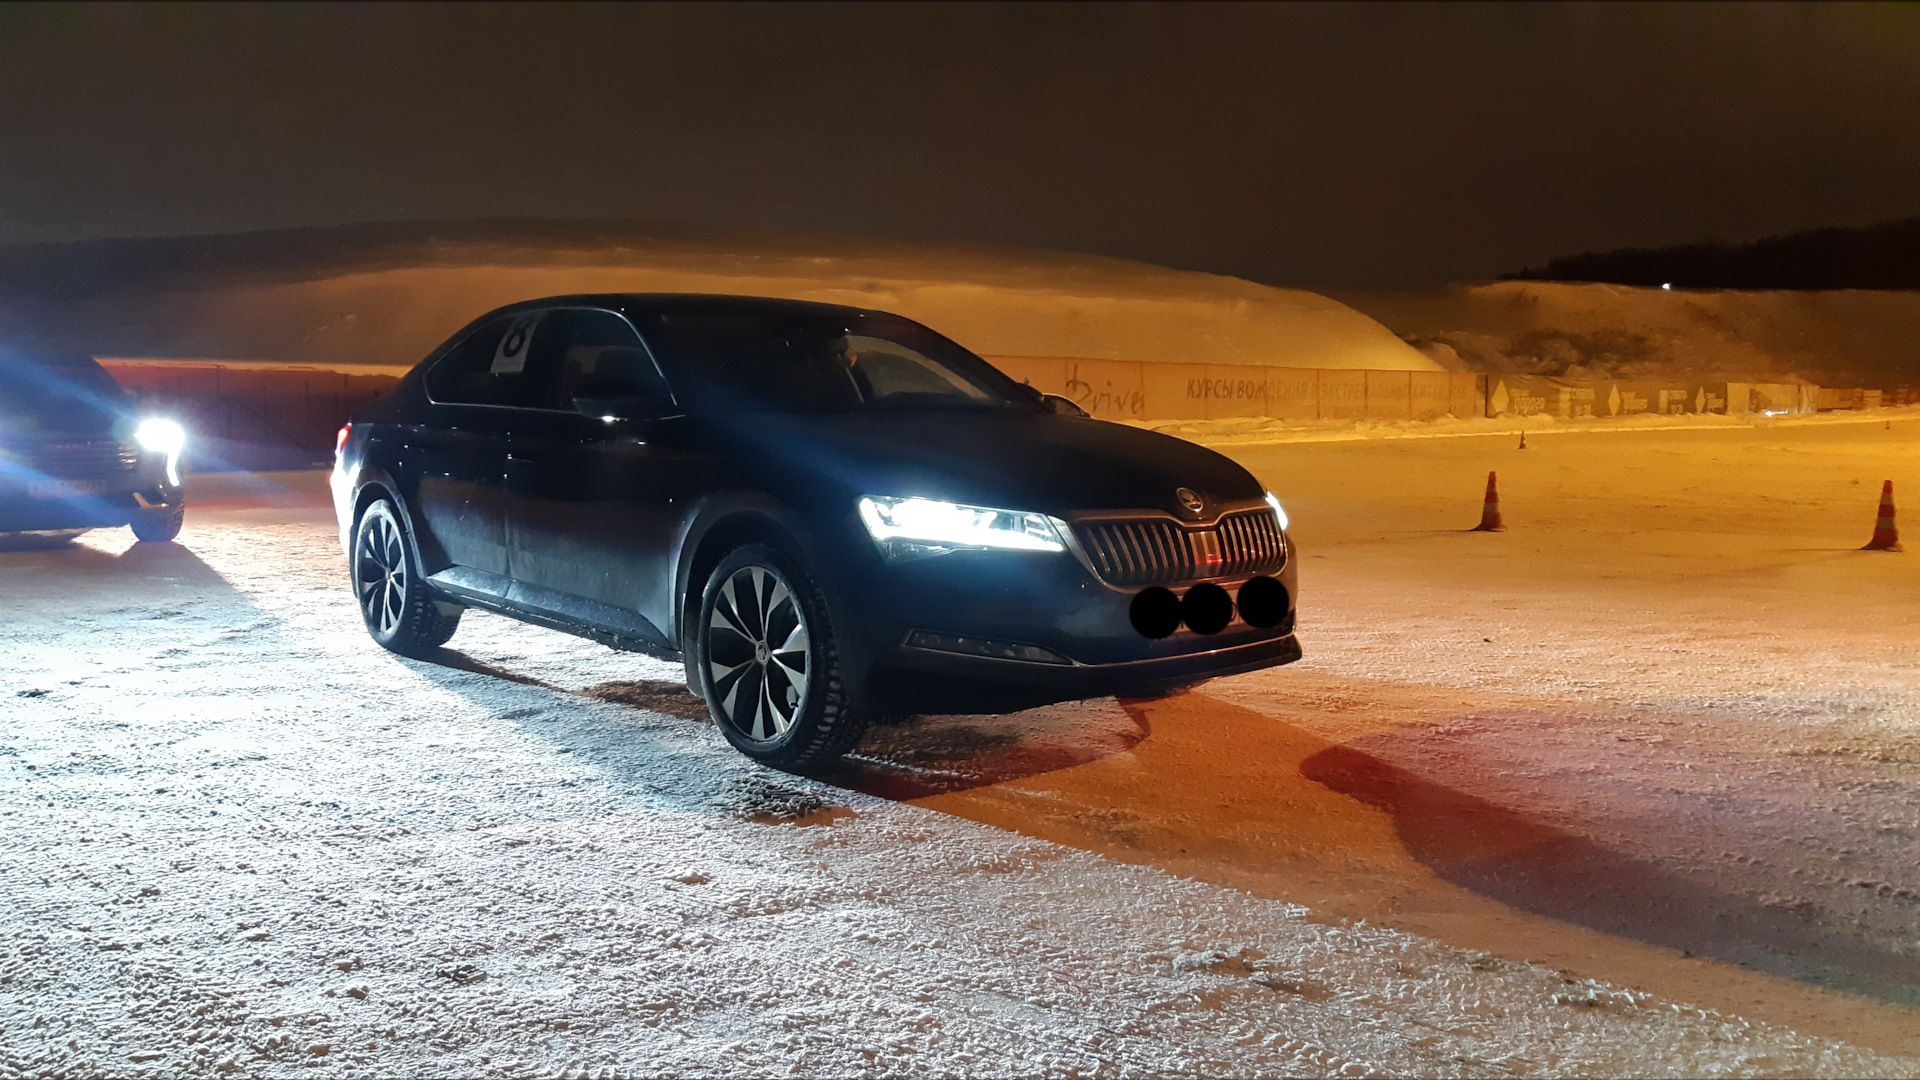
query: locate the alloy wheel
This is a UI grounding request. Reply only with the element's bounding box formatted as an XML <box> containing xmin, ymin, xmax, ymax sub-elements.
<box><xmin>705</xmin><ymin>565</ymin><xmax>811</xmax><ymax>742</ymax></box>
<box><xmin>355</xmin><ymin>509</ymin><xmax>408</xmax><ymax>637</ymax></box>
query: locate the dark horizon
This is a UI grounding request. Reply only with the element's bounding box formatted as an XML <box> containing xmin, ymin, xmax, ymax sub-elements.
<box><xmin>1506</xmin><ymin>216</ymin><xmax>1920</xmax><ymax>291</ymax></box>
<box><xmin>2</xmin><ymin>3</ymin><xmax>1917</xmax><ymax>290</ymax></box>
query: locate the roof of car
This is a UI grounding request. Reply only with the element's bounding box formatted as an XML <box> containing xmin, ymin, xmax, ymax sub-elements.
<box><xmin>486</xmin><ymin>293</ymin><xmax>895</xmax><ymax>323</ymax></box>
<box><xmin>424</xmin><ymin>293</ymin><xmax>949</xmax><ymax>371</ymax></box>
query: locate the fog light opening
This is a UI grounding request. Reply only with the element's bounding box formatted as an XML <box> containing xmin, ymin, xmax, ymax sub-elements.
<box><xmin>1181</xmin><ymin>582</ymin><xmax>1233</xmax><ymax>635</ymax></box>
<box><xmin>1236</xmin><ymin>575</ymin><xmax>1290</xmax><ymax>629</ymax></box>
<box><xmin>903</xmin><ymin>629</ymin><xmax>1071</xmax><ymax>665</ymax></box>
<box><xmin>1129</xmin><ymin>587</ymin><xmax>1181</xmax><ymax>639</ymax></box>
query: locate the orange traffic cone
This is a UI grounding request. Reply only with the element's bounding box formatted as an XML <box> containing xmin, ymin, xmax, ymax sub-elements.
<box><xmin>1863</xmin><ymin>480</ymin><xmax>1903</xmax><ymax>551</ymax></box>
<box><xmin>1471</xmin><ymin>471</ymin><xmax>1507</xmax><ymax>532</ymax></box>
<box><xmin>1518</xmin><ymin>432</ymin><xmax>1528</xmax><ymax>450</ymax></box>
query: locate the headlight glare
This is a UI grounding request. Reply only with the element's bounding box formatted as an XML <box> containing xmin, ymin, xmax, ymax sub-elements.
<box><xmin>858</xmin><ymin>495</ymin><xmax>1065</xmax><ymax>556</ymax></box>
<box><xmin>135</xmin><ymin>418</ymin><xmax>186</xmax><ymax>455</ymax></box>
<box><xmin>1264</xmin><ymin>491</ymin><xmax>1290</xmax><ymax>531</ymax></box>
<box><xmin>135</xmin><ymin>418</ymin><xmax>187</xmax><ymax>486</ymax></box>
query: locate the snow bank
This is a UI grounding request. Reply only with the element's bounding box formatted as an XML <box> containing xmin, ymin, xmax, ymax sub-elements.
<box><xmin>1329</xmin><ymin>279</ymin><xmax>1920</xmax><ymax>388</ymax></box>
<box><xmin>0</xmin><ymin>223</ymin><xmax>1439</xmax><ymax>373</ymax></box>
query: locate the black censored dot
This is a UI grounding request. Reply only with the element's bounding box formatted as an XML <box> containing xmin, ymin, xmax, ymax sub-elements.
<box><xmin>1236</xmin><ymin>575</ymin><xmax>1290</xmax><ymax>629</ymax></box>
<box><xmin>1129</xmin><ymin>587</ymin><xmax>1182</xmax><ymax>639</ymax></box>
<box><xmin>1181</xmin><ymin>582</ymin><xmax>1233</xmax><ymax>635</ymax></box>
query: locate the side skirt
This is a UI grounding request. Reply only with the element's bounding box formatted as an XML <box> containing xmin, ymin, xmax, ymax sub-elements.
<box><xmin>427</xmin><ymin>567</ymin><xmax>681</xmax><ymax>662</ymax></box>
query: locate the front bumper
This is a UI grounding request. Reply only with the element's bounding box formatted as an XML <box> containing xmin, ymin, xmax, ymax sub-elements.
<box><xmin>0</xmin><ymin>488</ymin><xmax>182</xmax><ymax>532</ymax></box>
<box><xmin>866</xmin><ymin>627</ymin><xmax>1302</xmax><ymax>713</ymax></box>
<box><xmin>833</xmin><ymin>523</ymin><xmax>1302</xmax><ymax>713</ymax></box>
<box><xmin>0</xmin><ymin>469</ymin><xmax>182</xmax><ymax>533</ymax></box>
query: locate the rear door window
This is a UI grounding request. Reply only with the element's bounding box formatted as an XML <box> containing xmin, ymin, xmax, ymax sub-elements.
<box><xmin>425</xmin><ymin>313</ymin><xmax>545</xmax><ymax>407</ymax></box>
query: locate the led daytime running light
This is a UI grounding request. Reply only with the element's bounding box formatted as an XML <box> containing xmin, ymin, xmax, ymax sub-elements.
<box><xmin>1264</xmin><ymin>491</ymin><xmax>1289</xmax><ymax>531</ymax></box>
<box><xmin>858</xmin><ymin>496</ymin><xmax>1064</xmax><ymax>552</ymax></box>
<box><xmin>135</xmin><ymin>418</ymin><xmax>187</xmax><ymax>486</ymax></box>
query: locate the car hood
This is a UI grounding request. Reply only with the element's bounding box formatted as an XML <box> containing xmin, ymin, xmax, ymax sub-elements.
<box><xmin>0</xmin><ymin>407</ymin><xmax>125</xmax><ymax>442</ymax></box>
<box><xmin>0</xmin><ymin>387</ymin><xmax>128</xmax><ymax>441</ymax></box>
<box><xmin>723</xmin><ymin>411</ymin><xmax>1265</xmax><ymax>519</ymax></box>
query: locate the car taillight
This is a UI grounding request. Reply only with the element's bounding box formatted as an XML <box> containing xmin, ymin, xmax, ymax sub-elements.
<box><xmin>335</xmin><ymin>424</ymin><xmax>352</xmax><ymax>458</ymax></box>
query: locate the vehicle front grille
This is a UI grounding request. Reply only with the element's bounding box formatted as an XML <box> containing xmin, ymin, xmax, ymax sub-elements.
<box><xmin>28</xmin><ymin>440</ymin><xmax>141</xmax><ymax>479</ymax></box>
<box><xmin>1073</xmin><ymin>509</ymin><xmax>1286</xmax><ymax>587</ymax></box>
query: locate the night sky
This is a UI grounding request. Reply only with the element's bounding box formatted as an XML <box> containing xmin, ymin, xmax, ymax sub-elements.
<box><xmin>2</xmin><ymin>2</ymin><xmax>1916</xmax><ymax>289</ymax></box>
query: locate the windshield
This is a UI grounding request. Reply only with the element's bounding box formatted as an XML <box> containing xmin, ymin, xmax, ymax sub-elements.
<box><xmin>635</xmin><ymin>310</ymin><xmax>1034</xmax><ymax>415</ymax></box>
<box><xmin>0</xmin><ymin>353</ymin><xmax>128</xmax><ymax>435</ymax></box>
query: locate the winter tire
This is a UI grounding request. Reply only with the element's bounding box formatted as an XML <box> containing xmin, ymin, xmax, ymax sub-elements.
<box><xmin>129</xmin><ymin>502</ymin><xmax>185</xmax><ymax>543</ymax></box>
<box><xmin>352</xmin><ymin>498</ymin><xmax>461</xmax><ymax>657</ymax></box>
<box><xmin>695</xmin><ymin>542</ymin><xmax>867</xmax><ymax>768</ymax></box>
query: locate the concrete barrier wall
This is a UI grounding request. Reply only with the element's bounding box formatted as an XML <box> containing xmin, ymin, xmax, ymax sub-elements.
<box><xmin>981</xmin><ymin>356</ymin><xmax>1486</xmax><ymax>423</ymax></box>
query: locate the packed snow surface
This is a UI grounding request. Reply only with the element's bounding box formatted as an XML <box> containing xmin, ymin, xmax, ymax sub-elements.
<box><xmin>5</xmin><ymin>416</ymin><xmax>1920</xmax><ymax>1077</ymax></box>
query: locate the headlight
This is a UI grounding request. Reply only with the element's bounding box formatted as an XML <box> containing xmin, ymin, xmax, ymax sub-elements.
<box><xmin>858</xmin><ymin>495</ymin><xmax>1066</xmax><ymax>560</ymax></box>
<box><xmin>1264</xmin><ymin>491</ymin><xmax>1289</xmax><ymax>532</ymax></box>
<box><xmin>135</xmin><ymin>418</ymin><xmax>185</xmax><ymax>455</ymax></box>
<box><xmin>134</xmin><ymin>418</ymin><xmax>187</xmax><ymax>486</ymax></box>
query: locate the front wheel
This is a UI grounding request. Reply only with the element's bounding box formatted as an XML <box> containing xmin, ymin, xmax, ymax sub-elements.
<box><xmin>352</xmin><ymin>499</ymin><xmax>461</xmax><ymax>657</ymax></box>
<box><xmin>130</xmin><ymin>502</ymin><xmax>185</xmax><ymax>543</ymax></box>
<box><xmin>694</xmin><ymin>543</ymin><xmax>867</xmax><ymax>768</ymax></box>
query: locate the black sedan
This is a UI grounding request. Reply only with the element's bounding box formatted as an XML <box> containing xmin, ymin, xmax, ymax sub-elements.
<box><xmin>331</xmin><ymin>295</ymin><xmax>1300</xmax><ymax>766</ymax></box>
<box><xmin>0</xmin><ymin>351</ymin><xmax>187</xmax><ymax>542</ymax></box>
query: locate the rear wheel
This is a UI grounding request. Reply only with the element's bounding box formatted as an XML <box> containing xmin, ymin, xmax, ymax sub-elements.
<box><xmin>695</xmin><ymin>543</ymin><xmax>867</xmax><ymax>768</ymax></box>
<box><xmin>352</xmin><ymin>499</ymin><xmax>461</xmax><ymax>656</ymax></box>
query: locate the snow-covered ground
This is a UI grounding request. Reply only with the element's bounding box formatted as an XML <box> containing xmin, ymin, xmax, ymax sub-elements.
<box><xmin>5</xmin><ymin>416</ymin><xmax>1920</xmax><ymax>1077</ymax></box>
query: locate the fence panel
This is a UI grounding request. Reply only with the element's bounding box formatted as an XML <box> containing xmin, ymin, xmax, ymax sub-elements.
<box><xmin>1408</xmin><ymin>371</ymin><xmax>1450</xmax><ymax>420</ymax></box>
<box><xmin>1141</xmin><ymin>363</ymin><xmax>1209</xmax><ymax>420</ymax></box>
<box><xmin>1364</xmin><ymin>370</ymin><xmax>1412</xmax><ymax>421</ymax></box>
<box><xmin>1314</xmin><ymin>369</ymin><xmax>1367</xmax><ymax>420</ymax></box>
<box><xmin>1195</xmin><ymin>365</ymin><xmax>1269</xmax><ymax>420</ymax></box>
<box><xmin>96</xmin><ymin>357</ymin><xmax>1844</xmax><ymax>475</ymax></box>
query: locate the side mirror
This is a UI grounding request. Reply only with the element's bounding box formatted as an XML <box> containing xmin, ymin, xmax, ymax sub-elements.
<box><xmin>1040</xmin><ymin>393</ymin><xmax>1090</xmax><ymax>418</ymax></box>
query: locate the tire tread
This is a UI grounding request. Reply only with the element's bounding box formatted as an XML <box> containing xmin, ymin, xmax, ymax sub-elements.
<box><xmin>354</xmin><ymin>500</ymin><xmax>461</xmax><ymax>658</ymax></box>
<box><xmin>699</xmin><ymin>540</ymin><xmax>868</xmax><ymax>769</ymax></box>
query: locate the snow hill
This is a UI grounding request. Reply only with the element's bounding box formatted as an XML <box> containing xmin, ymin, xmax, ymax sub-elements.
<box><xmin>1330</xmin><ymin>280</ymin><xmax>1920</xmax><ymax>389</ymax></box>
<box><xmin>0</xmin><ymin>219</ymin><xmax>1438</xmax><ymax>373</ymax></box>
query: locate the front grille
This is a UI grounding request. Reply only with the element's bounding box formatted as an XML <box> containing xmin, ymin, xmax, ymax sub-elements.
<box><xmin>30</xmin><ymin>441</ymin><xmax>140</xmax><ymax>479</ymax></box>
<box><xmin>1074</xmin><ymin>509</ymin><xmax>1286</xmax><ymax>587</ymax></box>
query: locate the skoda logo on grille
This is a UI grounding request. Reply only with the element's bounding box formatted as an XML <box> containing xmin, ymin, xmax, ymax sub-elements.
<box><xmin>1175</xmin><ymin>487</ymin><xmax>1205</xmax><ymax>515</ymax></box>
